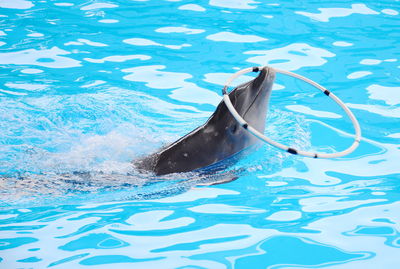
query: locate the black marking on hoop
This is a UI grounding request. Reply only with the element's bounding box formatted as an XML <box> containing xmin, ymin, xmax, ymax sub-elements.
<box><xmin>324</xmin><ymin>90</ymin><xmax>330</xmax><ymax>96</ymax></box>
<box><xmin>355</xmin><ymin>139</ymin><xmax>361</xmax><ymax>143</ymax></box>
<box><xmin>252</xmin><ymin>67</ymin><xmax>260</xmax><ymax>72</ymax></box>
<box><xmin>314</xmin><ymin>154</ymin><xmax>318</xmax><ymax>158</ymax></box>
<box><xmin>222</xmin><ymin>86</ymin><xmax>228</xmax><ymax>95</ymax></box>
<box><xmin>287</xmin><ymin>148</ymin><xmax>298</xmax><ymax>155</ymax></box>
<box><xmin>242</xmin><ymin>123</ymin><xmax>248</xmax><ymax>129</ymax></box>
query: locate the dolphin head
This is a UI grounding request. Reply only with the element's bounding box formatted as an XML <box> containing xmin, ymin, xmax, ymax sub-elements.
<box><xmin>210</xmin><ymin>66</ymin><xmax>276</xmax><ymax>137</ymax></box>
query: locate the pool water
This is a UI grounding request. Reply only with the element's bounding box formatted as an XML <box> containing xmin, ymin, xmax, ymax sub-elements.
<box><xmin>1</xmin><ymin>0</ymin><xmax>399</xmax><ymax>268</ymax></box>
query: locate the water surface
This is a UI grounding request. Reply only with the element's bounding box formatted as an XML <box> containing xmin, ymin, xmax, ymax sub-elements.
<box><xmin>0</xmin><ymin>0</ymin><xmax>399</xmax><ymax>268</ymax></box>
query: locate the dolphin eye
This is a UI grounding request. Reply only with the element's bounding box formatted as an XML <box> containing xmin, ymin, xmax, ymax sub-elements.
<box><xmin>231</xmin><ymin>124</ymin><xmax>238</xmax><ymax>134</ymax></box>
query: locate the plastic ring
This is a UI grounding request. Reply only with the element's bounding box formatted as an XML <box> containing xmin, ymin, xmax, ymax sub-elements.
<box><xmin>222</xmin><ymin>66</ymin><xmax>362</xmax><ymax>158</ymax></box>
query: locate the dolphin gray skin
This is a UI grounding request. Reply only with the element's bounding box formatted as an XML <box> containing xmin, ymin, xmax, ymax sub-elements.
<box><xmin>135</xmin><ymin>66</ymin><xmax>276</xmax><ymax>176</ymax></box>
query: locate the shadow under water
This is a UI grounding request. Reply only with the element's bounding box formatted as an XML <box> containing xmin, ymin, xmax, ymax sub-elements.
<box><xmin>0</xmin><ymin>166</ymin><xmax>242</xmax><ymax>208</ymax></box>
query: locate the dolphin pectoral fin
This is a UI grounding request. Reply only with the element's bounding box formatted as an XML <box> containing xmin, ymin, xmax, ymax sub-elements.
<box><xmin>196</xmin><ymin>175</ymin><xmax>239</xmax><ymax>186</ymax></box>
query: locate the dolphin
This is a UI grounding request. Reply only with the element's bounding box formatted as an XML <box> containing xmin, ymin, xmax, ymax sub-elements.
<box><xmin>135</xmin><ymin>66</ymin><xmax>276</xmax><ymax>176</ymax></box>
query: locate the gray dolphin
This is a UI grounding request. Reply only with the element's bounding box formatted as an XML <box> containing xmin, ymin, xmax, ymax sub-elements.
<box><xmin>135</xmin><ymin>66</ymin><xmax>276</xmax><ymax>175</ymax></box>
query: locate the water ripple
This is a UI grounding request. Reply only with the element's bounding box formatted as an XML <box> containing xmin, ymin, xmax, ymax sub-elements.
<box><xmin>245</xmin><ymin>43</ymin><xmax>335</xmax><ymax>71</ymax></box>
<box><xmin>1</xmin><ymin>0</ymin><xmax>399</xmax><ymax>268</ymax></box>
<box><xmin>296</xmin><ymin>4</ymin><xmax>379</xmax><ymax>22</ymax></box>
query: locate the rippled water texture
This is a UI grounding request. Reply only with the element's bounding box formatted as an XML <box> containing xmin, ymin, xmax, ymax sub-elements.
<box><xmin>1</xmin><ymin>0</ymin><xmax>399</xmax><ymax>268</ymax></box>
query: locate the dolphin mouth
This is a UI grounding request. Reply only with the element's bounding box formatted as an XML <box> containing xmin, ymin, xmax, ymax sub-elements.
<box><xmin>243</xmin><ymin>67</ymin><xmax>274</xmax><ymax>117</ymax></box>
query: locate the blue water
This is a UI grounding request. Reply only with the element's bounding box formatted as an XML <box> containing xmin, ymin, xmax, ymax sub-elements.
<box><xmin>1</xmin><ymin>0</ymin><xmax>399</xmax><ymax>268</ymax></box>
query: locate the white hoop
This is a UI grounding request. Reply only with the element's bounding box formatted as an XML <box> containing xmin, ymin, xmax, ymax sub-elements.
<box><xmin>222</xmin><ymin>66</ymin><xmax>362</xmax><ymax>158</ymax></box>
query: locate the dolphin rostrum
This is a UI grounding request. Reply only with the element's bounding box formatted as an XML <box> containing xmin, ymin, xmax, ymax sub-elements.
<box><xmin>135</xmin><ymin>66</ymin><xmax>276</xmax><ymax>175</ymax></box>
